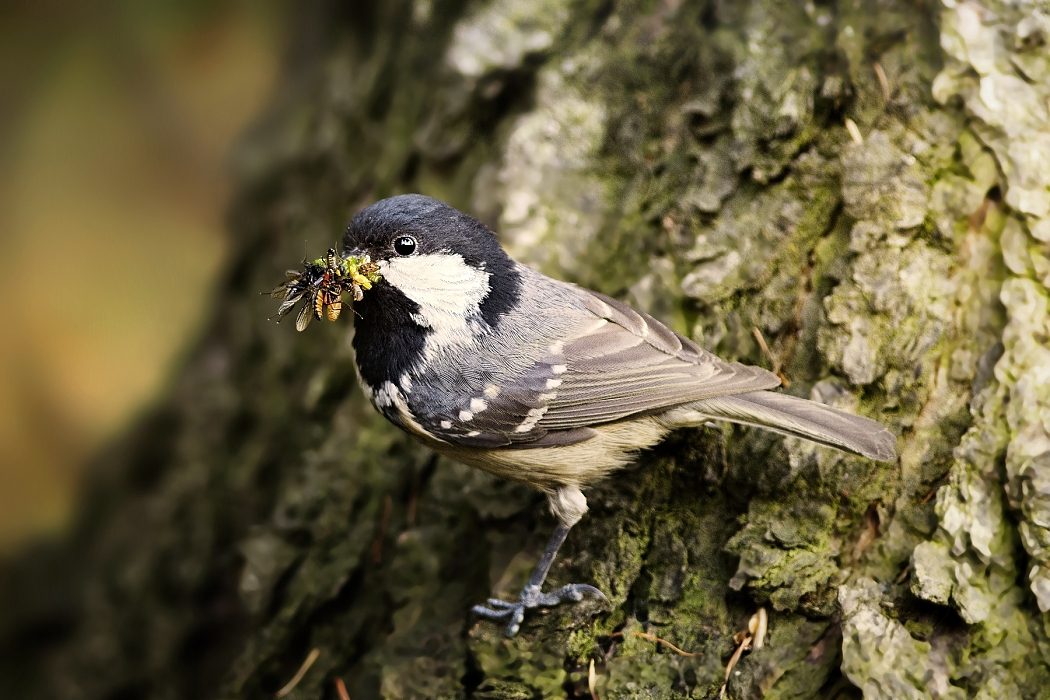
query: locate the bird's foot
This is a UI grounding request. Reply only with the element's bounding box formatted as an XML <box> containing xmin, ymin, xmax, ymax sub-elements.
<box><xmin>472</xmin><ymin>583</ymin><xmax>607</xmax><ymax>637</ymax></box>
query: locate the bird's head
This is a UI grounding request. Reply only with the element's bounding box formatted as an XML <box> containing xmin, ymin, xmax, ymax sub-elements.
<box><xmin>342</xmin><ymin>194</ymin><xmax>521</xmax><ymax>330</ymax></box>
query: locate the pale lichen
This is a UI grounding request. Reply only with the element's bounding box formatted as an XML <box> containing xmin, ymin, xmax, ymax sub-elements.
<box><xmin>819</xmin><ymin>130</ymin><xmax>954</xmax><ymax>388</ymax></box>
<box><xmin>841</xmin><ymin>130</ymin><xmax>930</xmax><ymax>230</ymax></box>
<box><xmin>445</xmin><ymin>0</ymin><xmax>571</xmax><ymax>80</ymax></box>
<box><xmin>491</xmin><ymin>58</ymin><xmax>608</xmax><ymax>278</ymax></box>
<box><xmin>839</xmin><ymin>578</ymin><xmax>953</xmax><ymax>700</ymax></box>
<box><xmin>725</xmin><ymin>486</ymin><xmax>840</xmax><ymax>614</ymax></box>
<box><xmin>932</xmin><ymin>0</ymin><xmax>1050</xmax><ymax>619</ymax></box>
<box><xmin>680</xmin><ymin>161</ymin><xmax>831</xmax><ymax>304</ymax></box>
<box><xmin>910</xmin><ymin>541</ymin><xmax>954</xmax><ymax>606</ymax></box>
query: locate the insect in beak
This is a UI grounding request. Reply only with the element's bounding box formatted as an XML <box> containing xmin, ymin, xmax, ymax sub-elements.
<box><xmin>269</xmin><ymin>249</ymin><xmax>382</xmax><ymax>331</ymax></box>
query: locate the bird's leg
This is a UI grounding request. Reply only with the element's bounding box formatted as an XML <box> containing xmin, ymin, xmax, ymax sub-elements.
<box><xmin>472</xmin><ymin>523</ymin><xmax>605</xmax><ymax>636</ymax></box>
<box><xmin>472</xmin><ymin>486</ymin><xmax>606</xmax><ymax>637</ymax></box>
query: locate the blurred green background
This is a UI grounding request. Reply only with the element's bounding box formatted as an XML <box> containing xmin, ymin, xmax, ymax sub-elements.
<box><xmin>0</xmin><ymin>0</ymin><xmax>287</xmax><ymax>550</ymax></box>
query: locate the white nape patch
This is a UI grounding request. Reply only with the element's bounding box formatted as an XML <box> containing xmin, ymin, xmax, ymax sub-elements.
<box><xmin>483</xmin><ymin>384</ymin><xmax>501</xmax><ymax>398</ymax></box>
<box><xmin>441</xmin><ymin>420</ymin><xmax>452</xmax><ymax>429</ymax></box>
<box><xmin>470</xmin><ymin>397</ymin><xmax>488</xmax><ymax>413</ymax></box>
<box><xmin>380</xmin><ymin>253</ymin><xmax>491</xmax><ymax>356</ymax></box>
<box><xmin>459</xmin><ymin>410</ymin><xmax>474</xmax><ymax>421</ymax></box>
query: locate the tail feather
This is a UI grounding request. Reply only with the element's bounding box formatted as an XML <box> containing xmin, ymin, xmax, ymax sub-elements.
<box><xmin>680</xmin><ymin>391</ymin><xmax>897</xmax><ymax>462</ymax></box>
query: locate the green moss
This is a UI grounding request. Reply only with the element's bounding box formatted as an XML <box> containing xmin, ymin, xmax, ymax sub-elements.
<box><xmin>470</xmin><ymin>636</ymin><xmax>570</xmax><ymax>699</ymax></box>
<box><xmin>730</xmin><ymin>615</ymin><xmax>833</xmax><ymax>700</ymax></box>
<box><xmin>725</xmin><ymin>485</ymin><xmax>840</xmax><ymax>615</ymax></box>
<box><xmin>838</xmin><ymin>578</ymin><xmax>946</xmax><ymax>700</ymax></box>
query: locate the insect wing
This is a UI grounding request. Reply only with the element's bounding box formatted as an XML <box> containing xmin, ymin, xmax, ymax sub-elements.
<box><xmin>280</xmin><ymin>290</ymin><xmax>309</xmax><ymax>316</ymax></box>
<box><xmin>295</xmin><ymin>301</ymin><xmax>314</xmax><ymax>331</ymax></box>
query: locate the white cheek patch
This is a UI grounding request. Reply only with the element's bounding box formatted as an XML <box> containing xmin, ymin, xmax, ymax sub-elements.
<box><xmin>381</xmin><ymin>253</ymin><xmax>491</xmax><ymax>356</ymax></box>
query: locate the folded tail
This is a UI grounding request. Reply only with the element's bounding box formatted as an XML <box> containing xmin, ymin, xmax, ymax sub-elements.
<box><xmin>673</xmin><ymin>391</ymin><xmax>897</xmax><ymax>462</ymax></box>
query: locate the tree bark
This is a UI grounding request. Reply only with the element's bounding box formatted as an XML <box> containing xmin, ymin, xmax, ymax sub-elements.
<box><xmin>3</xmin><ymin>0</ymin><xmax>1049</xmax><ymax>698</ymax></box>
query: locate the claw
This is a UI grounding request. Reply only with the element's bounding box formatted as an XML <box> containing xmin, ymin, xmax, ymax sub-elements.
<box><xmin>473</xmin><ymin>583</ymin><xmax>606</xmax><ymax>637</ymax></box>
<box><xmin>472</xmin><ymin>520</ymin><xmax>606</xmax><ymax>636</ymax></box>
<box><xmin>472</xmin><ymin>604</ymin><xmax>513</xmax><ymax>620</ymax></box>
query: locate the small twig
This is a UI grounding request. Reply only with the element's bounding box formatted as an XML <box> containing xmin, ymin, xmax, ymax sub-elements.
<box><xmin>634</xmin><ymin>632</ymin><xmax>701</xmax><ymax>657</ymax></box>
<box><xmin>609</xmin><ymin>631</ymin><xmax>701</xmax><ymax>657</ymax></box>
<box><xmin>275</xmin><ymin>648</ymin><xmax>320</xmax><ymax>698</ymax></box>
<box><xmin>844</xmin><ymin>118</ymin><xmax>863</xmax><ymax>144</ymax></box>
<box><xmin>896</xmin><ymin>563</ymin><xmax>912</xmax><ymax>584</ymax></box>
<box><xmin>719</xmin><ymin>608</ymin><xmax>769</xmax><ymax>697</ymax></box>
<box><xmin>852</xmin><ymin>503</ymin><xmax>881</xmax><ymax>562</ymax></box>
<box><xmin>589</xmin><ymin>658</ymin><xmax>600</xmax><ymax>700</ymax></box>
<box><xmin>968</xmin><ymin>197</ymin><xmax>993</xmax><ymax>233</ymax></box>
<box><xmin>372</xmin><ymin>495</ymin><xmax>393</xmax><ymax>564</ymax></box>
<box><xmin>751</xmin><ymin>327</ymin><xmax>776</xmax><ymax>370</ymax></box>
<box><xmin>920</xmin><ymin>473</ymin><xmax>952</xmax><ymax>506</ymax></box>
<box><xmin>334</xmin><ymin>677</ymin><xmax>351</xmax><ymax>700</ymax></box>
<box><xmin>718</xmin><ymin>634</ymin><xmax>751</xmax><ymax>698</ymax></box>
<box><xmin>751</xmin><ymin>328</ymin><xmax>790</xmax><ymax>387</ymax></box>
<box><xmin>873</xmin><ymin>62</ymin><xmax>890</xmax><ymax>102</ymax></box>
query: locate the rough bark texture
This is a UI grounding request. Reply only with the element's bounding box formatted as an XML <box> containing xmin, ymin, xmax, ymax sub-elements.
<box><xmin>2</xmin><ymin>0</ymin><xmax>1049</xmax><ymax>698</ymax></box>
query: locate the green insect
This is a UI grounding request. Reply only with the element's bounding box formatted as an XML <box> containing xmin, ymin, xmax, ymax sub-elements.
<box><xmin>341</xmin><ymin>254</ymin><xmax>381</xmax><ymax>302</ymax></box>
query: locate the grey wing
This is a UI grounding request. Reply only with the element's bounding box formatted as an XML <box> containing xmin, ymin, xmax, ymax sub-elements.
<box><xmin>418</xmin><ymin>286</ymin><xmax>779</xmax><ymax>447</ymax></box>
<box><xmin>411</xmin><ymin>349</ymin><xmax>600</xmax><ymax>449</ymax></box>
<box><xmin>535</xmin><ymin>288</ymin><xmax>781</xmax><ymax>430</ymax></box>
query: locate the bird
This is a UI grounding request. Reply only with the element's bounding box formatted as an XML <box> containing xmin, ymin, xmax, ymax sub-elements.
<box><xmin>333</xmin><ymin>193</ymin><xmax>896</xmax><ymax>636</ymax></box>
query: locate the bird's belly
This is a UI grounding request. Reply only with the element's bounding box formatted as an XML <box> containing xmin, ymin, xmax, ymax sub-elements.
<box><xmin>430</xmin><ymin>418</ymin><xmax>670</xmax><ymax>491</ymax></box>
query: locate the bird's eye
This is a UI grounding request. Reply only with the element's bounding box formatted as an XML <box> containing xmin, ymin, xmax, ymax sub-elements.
<box><xmin>393</xmin><ymin>236</ymin><xmax>417</xmax><ymax>256</ymax></box>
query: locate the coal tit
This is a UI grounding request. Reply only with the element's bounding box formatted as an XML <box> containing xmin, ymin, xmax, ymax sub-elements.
<box><xmin>340</xmin><ymin>194</ymin><xmax>896</xmax><ymax>636</ymax></box>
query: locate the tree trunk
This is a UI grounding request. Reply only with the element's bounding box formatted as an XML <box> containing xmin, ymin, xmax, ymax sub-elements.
<box><xmin>3</xmin><ymin>0</ymin><xmax>1049</xmax><ymax>698</ymax></box>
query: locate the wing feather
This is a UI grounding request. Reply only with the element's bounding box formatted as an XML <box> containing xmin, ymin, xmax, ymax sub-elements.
<box><xmin>417</xmin><ymin>286</ymin><xmax>780</xmax><ymax>448</ymax></box>
<box><xmin>533</xmin><ymin>288</ymin><xmax>780</xmax><ymax>431</ymax></box>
